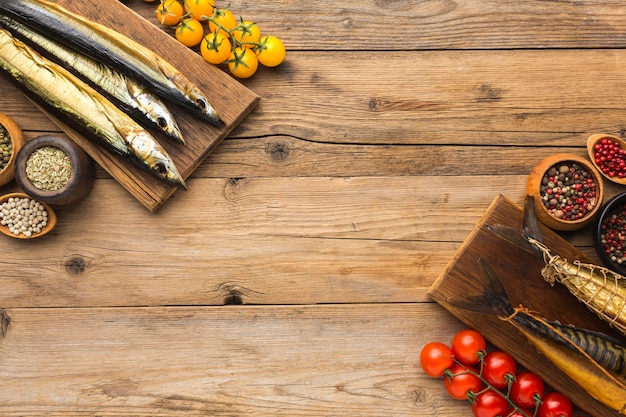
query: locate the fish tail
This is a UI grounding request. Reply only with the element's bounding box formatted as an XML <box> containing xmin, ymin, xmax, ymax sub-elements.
<box><xmin>522</xmin><ymin>194</ymin><xmax>543</xmax><ymax>243</ymax></box>
<box><xmin>447</xmin><ymin>258</ymin><xmax>516</xmax><ymax>318</ymax></box>
<box><xmin>485</xmin><ymin>195</ymin><xmax>544</xmax><ymax>256</ymax></box>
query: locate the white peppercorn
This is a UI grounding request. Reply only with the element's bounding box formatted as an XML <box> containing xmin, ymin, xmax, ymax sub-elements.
<box><xmin>0</xmin><ymin>196</ymin><xmax>48</xmax><ymax>237</ymax></box>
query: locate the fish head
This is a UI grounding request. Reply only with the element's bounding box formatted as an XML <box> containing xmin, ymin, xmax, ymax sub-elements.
<box><xmin>133</xmin><ymin>91</ymin><xmax>185</xmax><ymax>145</ymax></box>
<box><xmin>170</xmin><ymin>73</ymin><xmax>223</xmax><ymax>126</ymax></box>
<box><xmin>128</xmin><ymin>131</ymin><xmax>187</xmax><ymax>190</ymax></box>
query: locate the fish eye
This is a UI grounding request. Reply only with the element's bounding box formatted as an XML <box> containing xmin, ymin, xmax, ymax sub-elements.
<box><xmin>195</xmin><ymin>98</ymin><xmax>207</xmax><ymax>110</ymax></box>
<box><xmin>153</xmin><ymin>162</ymin><xmax>167</xmax><ymax>175</ymax></box>
<box><xmin>157</xmin><ymin>117</ymin><xmax>168</xmax><ymax>128</ymax></box>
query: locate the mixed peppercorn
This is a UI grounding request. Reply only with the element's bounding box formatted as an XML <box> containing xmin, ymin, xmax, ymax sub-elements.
<box><xmin>539</xmin><ymin>162</ymin><xmax>598</xmax><ymax>222</ymax></box>
<box><xmin>599</xmin><ymin>204</ymin><xmax>626</xmax><ymax>265</ymax></box>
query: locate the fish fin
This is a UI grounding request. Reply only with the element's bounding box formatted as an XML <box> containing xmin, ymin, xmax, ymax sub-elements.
<box><xmin>522</xmin><ymin>195</ymin><xmax>543</xmax><ymax>243</ymax></box>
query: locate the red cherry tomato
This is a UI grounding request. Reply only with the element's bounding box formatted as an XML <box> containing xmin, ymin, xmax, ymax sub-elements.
<box><xmin>451</xmin><ymin>329</ymin><xmax>486</xmax><ymax>365</ymax></box>
<box><xmin>507</xmin><ymin>409</ymin><xmax>533</xmax><ymax>417</ymax></box>
<box><xmin>472</xmin><ymin>390</ymin><xmax>509</xmax><ymax>417</ymax></box>
<box><xmin>537</xmin><ymin>392</ymin><xmax>573</xmax><ymax>417</ymax></box>
<box><xmin>444</xmin><ymin>364</ymin><xmax>482</xmax><ymax>400</ymax></box>
<box><xmin>482</xmin><ymin>350</ymin><xmax>517</xmax><ymax>389</ymax></box>
<box><xmin>510</xmin><ymin>371</ymin><xmax>544</xmax><ymax>409</ymax></box>
<box><xmin>420</xmin><ymin>342</ymin><xmax>454</xmax><ymax>377</ymax></box>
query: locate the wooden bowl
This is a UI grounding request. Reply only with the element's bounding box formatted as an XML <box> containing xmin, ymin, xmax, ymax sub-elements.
<box><xmin>586</xmin><ymin>133</ymin><xmax>626</xmax><ymax>185</ymax></box>
<box><xmin>14</xmin><ymin>135</ymin><xmax>95</xmax><ymax>205</ymax></box>
<box><xmin>0</xmin><ymin>192</ymin><xmax>56</xmax><ymax>239</ymax></box>
<box><xmin>592</xmin><ymin>192</ymin><xmax>626</xmax><ymax>275</ymax></box>
<box><xmin>526</xmin><ymin>153</ymin><xmax>604</xmax><ymax>231</ymax></box>
<box><xmin>0</xmin><ymin>113</ymin><xmax>24</xmax><ymax>187</ymax></box>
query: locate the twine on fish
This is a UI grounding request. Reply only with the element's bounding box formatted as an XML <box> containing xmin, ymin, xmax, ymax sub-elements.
<box><xmin>529</xmin><ymin>237</ymin><xmax>626</xmax><ymax>335</ymax></box>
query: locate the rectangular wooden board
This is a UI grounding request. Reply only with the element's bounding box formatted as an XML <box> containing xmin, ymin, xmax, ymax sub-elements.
<box><xmin>19</xmin><ymin>0</ymin><xmax>260</xmax><ymax>211</ymax></box>
<box><xmin>428</xmin><ymin>195</ymin><xmax>625</xmax><ymax>417</ymax></box>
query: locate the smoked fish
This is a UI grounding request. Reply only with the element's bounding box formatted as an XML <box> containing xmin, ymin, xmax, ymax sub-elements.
<box><xmin>0</xmin><ymin>0</ymin><xmax>223</xmax><ymax>126</ymax></box>
<box><xmin>0</xmin><ymin>28</ymin><xmax>187</xmax><ymax>189</ymax></box>
<box><xmin>0</xmin><ymin>14</ymin><xmax>185</xmax><ymax>145</ymax></box>
<box><xmin>450</xmin><ymin>258</ymin><xmax>626</xmax><ymax>415</ymax></box>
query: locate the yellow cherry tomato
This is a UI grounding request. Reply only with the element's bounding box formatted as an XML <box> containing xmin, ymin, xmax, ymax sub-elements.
<box><xmin>256</xmin><ymin>35</ymin><xmax>286</xmax><ymax>67</ymax></box>
<box><xmin>208</xmin><ymin>8</ymin><xmax>237</xmax><ymax>38</ymax></box>
<box><xmin>232</xmin><ymin>20</ymin><xmax>260</xmax><ymax>48</ymax></box>
<box><xmin>183</xmin><ymin>0</ymin><xmax>214</xmax><ymax>21</ymax></box>
<box><xmin>175</xmin><ymin>18</ymin><xmax>205</xmax><ymax>47</ymax></box>
<box><xmin>228</xmin><ymin>47</ymin><xmax>258</xmax><ymax>79</ymax></box>
<box><xmin>200</xmin><ymin>32</ymin><xmax>231</xmax><ymax>64</ymax></box>
<box><xmin>155</xmin><ymin>0</ymin><xmax>183</xmax><ymax>26</ymax></box>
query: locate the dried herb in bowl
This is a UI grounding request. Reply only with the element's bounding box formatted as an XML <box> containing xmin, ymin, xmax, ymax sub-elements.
<box><xmin>0</xmin><ymin>124</ymin><xmax>12</xmax><ymax>171</ymax></box>
<box><xmin>25</xmin><ymin>146</ymin><xmax>72</xmax><ymax>191</ymax></box>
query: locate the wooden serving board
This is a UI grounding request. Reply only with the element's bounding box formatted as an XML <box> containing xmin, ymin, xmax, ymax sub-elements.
<box><xmin>23</xmin><ymin>0</ymin><xmax>260</xmax><ymax>211</ymax></box>
<box><xmin>429</xmin><ymin>195</ymin><xmax>625</xmax><ymax>417</ymax></box>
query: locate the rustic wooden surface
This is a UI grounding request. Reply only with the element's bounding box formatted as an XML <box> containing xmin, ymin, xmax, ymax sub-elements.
<box><xmin>1</xmin><ymin>0</ymin><xmax>626</xmax><ymax>415</ymax></box>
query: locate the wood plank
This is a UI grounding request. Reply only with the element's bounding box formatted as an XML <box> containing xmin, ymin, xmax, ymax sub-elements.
<box><xmin>0</xmin><ymin>176</ymin><xmax>524</xmax><ymax>308</ymax></box>
<box><xmin>0</xmin><ymin>303</ymin><xmax>468</xmax><ymax>416</ymax></box>
<box><xmin>429</xmin><ymin>195</ymin><xmax>624</xmax><ymax>416</ymax></box>
<box><xmin>9</xmin><ymin>0</ymin><xmax>259</xmax><ymax>211</ymax></box>
<box><xmin>127</xmin><ymin>0</ymin><xmax>626</xmax><ymax>50</ymax></box>
<box><xmin>4</xmin><ymin>48</ymin><xmax>626</xmax><ymax>148</ymax></box>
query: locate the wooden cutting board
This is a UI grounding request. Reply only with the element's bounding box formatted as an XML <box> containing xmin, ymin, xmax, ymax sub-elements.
<box><xmin>429</xmin><ymin>195</ymin><xmax>625</xmax><ymax>417</ymax></box>
<box><xmin>22</xmin><ymin>0</ymin><xmax>260</xmax><ymax>211</ymax></box>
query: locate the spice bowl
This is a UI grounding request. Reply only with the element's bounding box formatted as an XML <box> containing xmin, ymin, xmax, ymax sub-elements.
<box><xmin>14</xmin><ymin>135</ymin><xmax>95</xmax><ymax>205</ymax></box>
<box><xmin>0</xmin><ymin>113</ymin><xmax>24</xmax><ymax>188</ymax></box>
<box><xmin>526</xmin><ymin>153</ymin><xmax>604</xmax><ymax>231</ymax></box>
<box><xmin>592</xmin><ymin>192</ymin><xmax>626</xmax><ymax>275</ymax></box>
<box><xmin>587</xmin><ymin>133</ymin><xmax>626</xmax><ymax>185</ymax></box>
<box><xmin>0</xmin><ymin>192</ymin><xmax>56</xmax><ymax>239</ymax></box>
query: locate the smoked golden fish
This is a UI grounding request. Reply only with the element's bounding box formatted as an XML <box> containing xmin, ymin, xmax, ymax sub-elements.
<box><xmin>0</xmin><ymin>0</ymin><xmax>223</xmax><ymax>126</ymax></box>
<box><xmin>0</xmin><ymin>28</ymin><xmax>186</xmax><ymax>189</ymax></box>
<box><xmin>0</xmin><ymin>14</ymin><xmax>185</xmax><ymax>145</ymax></box>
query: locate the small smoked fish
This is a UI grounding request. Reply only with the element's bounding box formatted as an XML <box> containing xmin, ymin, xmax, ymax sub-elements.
<box><xmin>0</xmin><ymin>0</ymin><xmax>223</xmax><ymax>126</ymax></box>
<box><xmin>0</xmin><ymin>14</ymin><xmax>185</xmax><ymax>145</ymax></box>
<box><xmin>0</xmin><ymin>28</ymin><xmax>186</xmax><ymax>189</ymax></box>
<box><xmin>450</xmin><ymin>258</ymin><xmax>626</xmax><ymax>414</ymax></box>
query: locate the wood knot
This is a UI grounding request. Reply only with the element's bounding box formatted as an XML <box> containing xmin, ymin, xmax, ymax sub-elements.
<box><xmin>218</xmin><ymin>282</ymin><xmax>245</xmax><ymax>305</ymax></box>
<box><xmin>266</xmin><ymin>141</ymin><xmax>291</xmax><ymax>162</ymax></box>
<box><xmin>411</xmin><ymin>388</ymin><xmax>428</xmax><ymax>405</ymax></box>
<box><xmin>476</xmin><ymin>84</ymin><xmax>503</xmax><ymax>102</ymax></box>
<box><xmin>63</xmin><ymin>256</ymin><xmax>88</xmax><ymax>275</ymax></box>
<box><xmin>0</xmin><ymin>309</ymin><xmax>11</xmax><ymax>340</ymax></box>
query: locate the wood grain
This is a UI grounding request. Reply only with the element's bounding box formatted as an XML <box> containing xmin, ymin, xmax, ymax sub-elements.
<box><xmin>1</xmin><ymin>0</ymin><xmax>625</xmax><ymax>415</ymax></box>
<box><xmin>0</xmin><ymin>304</ymin><xmax>467</xmax><ymax>416</ymax></box>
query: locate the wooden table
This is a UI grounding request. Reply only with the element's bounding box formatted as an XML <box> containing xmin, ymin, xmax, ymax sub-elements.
<box><xmin>1</xmin><ymin>1</ymin><xmax>625</xmax><ymax>415</ymax></box>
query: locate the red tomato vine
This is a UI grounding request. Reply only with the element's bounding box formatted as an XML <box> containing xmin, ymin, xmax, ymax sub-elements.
<box><xmin>421</xmin><ymin>329</ymin><xmax>579</xmax><ymax>417</ymax></box>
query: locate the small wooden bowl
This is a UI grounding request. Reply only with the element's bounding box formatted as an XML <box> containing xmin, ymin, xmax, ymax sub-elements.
<box><xmin>526</xmin><ymin>153</ymin><xmax>604</xmax><ymax>231</ymax></box>
<box><xmin>587</xmin><ymin>133</ymin><xmax>626</xmax><ymax>185</ymax></box>
<box><xmin>592</xmin><ymin>192</ymin><xmax>626</xmax><ymax>275</ymax></box>
<box><xmin>14</xmin><ymin>135</ymin><xmax>95</xmax><ymax>205</ymax></box>
<box><xmin>0</xmin><ymin>192</ymin><xmax>56</xmax><ymax>239</ymax></box>
<box><xmin>0</xmin><ymin>113</ymin><xmax>24</xmax><ymax>187</ymax></box>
